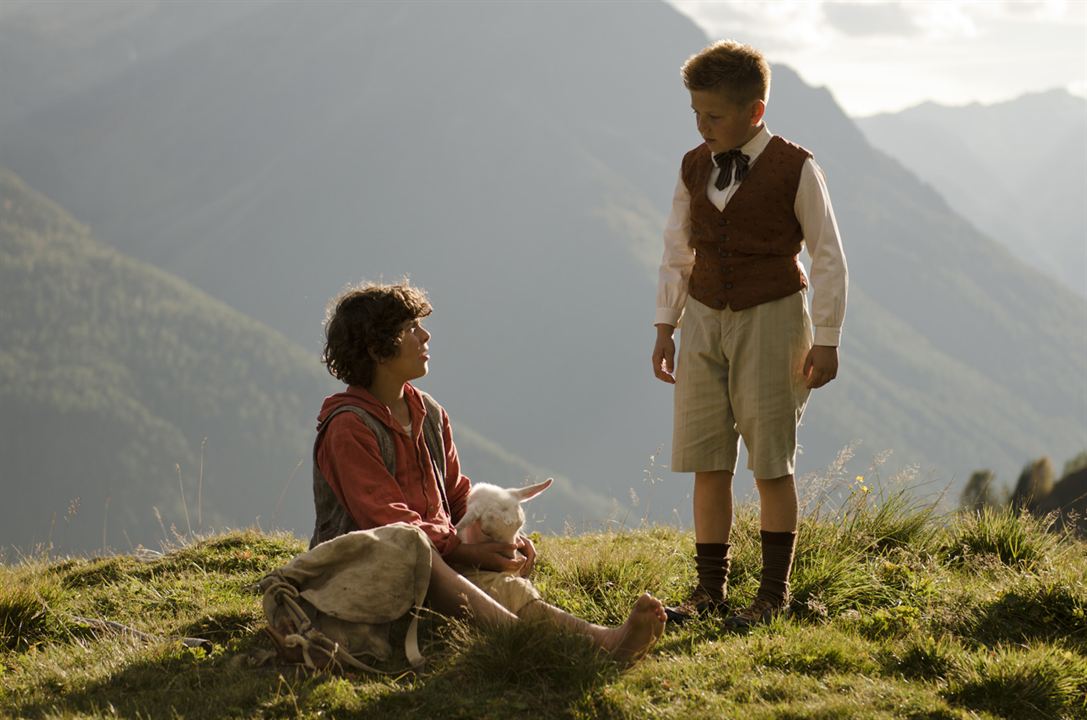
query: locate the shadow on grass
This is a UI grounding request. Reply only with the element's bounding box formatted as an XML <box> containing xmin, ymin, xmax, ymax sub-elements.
<box><xmin>9</xmin><ymin>635</ymin><xmax>299</xmax><ymax>719</ymax></box>
<box><xmin>945</xmin><ymin>646</ymin><xmax>1087</xmax><ymax>720</ymax></box>
<box><xmin>353</xmin><ymin>619</ymin><xmax>629</xmax><ymax>720</ymax></box>
<box><xmin>958</xmin><ymin>580</ymin><xmax>1087</xmax><ymax>652</ymax></box>
<box><xmin>11</xmin><ymin>621</ymin><xmax>631</xmax><ymax>720</ymax></box>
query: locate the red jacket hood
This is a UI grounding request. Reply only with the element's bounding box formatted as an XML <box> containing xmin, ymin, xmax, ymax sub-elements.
<box><xmin>317</xmin><ymin>383</ymin><xmax>428</xmax><ymax>437</ymax></box>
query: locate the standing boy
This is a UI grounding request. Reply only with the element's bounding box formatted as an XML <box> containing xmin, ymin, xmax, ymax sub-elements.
<box><xmin>651</xmin><ymin>41</ymin><xmax>848</xmax><ymax>629</ymax></box>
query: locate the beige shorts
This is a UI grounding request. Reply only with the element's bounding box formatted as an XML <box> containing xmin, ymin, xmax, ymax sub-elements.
<box><xmin>672</xmin><ymin>291</ymin><xmax>813</xmax><ymax>478</ymax></box>
<box><xmin>456</xmin><ymin>566</ymin><xmax>542</xmax><ymax>615</ymax></box>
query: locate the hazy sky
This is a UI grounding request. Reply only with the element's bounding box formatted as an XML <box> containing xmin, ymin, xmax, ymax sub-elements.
<box><xmin>669</xmin><ymin>0</ymin><xmax>1087</xmax><ymax>116</ymax></box>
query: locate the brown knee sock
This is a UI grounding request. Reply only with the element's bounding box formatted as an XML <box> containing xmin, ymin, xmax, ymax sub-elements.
<box><xmin>757</xmin><ymin>531</ymin><xmax>797</xmax><ymax>606</ymax></box>
<box><xmin>694</xmin><ymin>542</ymin><xmax>731</xmax><ymax>601</ymax></box>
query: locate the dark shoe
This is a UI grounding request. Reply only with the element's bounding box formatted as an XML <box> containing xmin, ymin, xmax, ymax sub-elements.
<box><xmin>725</xmin><ymin>596</ymin><xmax>789</xmax><ymax>631</ymax></box>
<box><xmin>664</xmin><ymin>586</ymin><xmax>729</xmax><ymax>625</ymax></box>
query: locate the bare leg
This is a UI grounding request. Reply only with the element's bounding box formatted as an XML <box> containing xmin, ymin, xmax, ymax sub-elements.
<box><xmin>755</xmin><ymin>474</ymin><xmax>798</xmax><ymax>532</ymax></box>
<box><xmin>694</xmin><ymin>470</ymin><xmax>734</xmax><ymax>542</ymax></box>
<box><xmin>519</xmin><ymin>594</ymin><xmax>667</xmax><ymax>665</ymax></box>
<box><xmin>426</xmin><ymin>547</ymin><xmax>517</xmax><ymax>627</ymax></box>
<box><xmin>429</xmin><ymin>549</ymin><xmax>666</xmax><ymax>665</ymax></box>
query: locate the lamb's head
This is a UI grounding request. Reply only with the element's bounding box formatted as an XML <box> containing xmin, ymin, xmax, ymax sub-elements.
<box><xmin>455</xmin><ymin>478</ymin><xmax>553</xmax><ymax>544</ymax></box>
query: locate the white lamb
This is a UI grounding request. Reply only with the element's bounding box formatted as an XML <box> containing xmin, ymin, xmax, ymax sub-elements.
<box><xmin>455</xmin><ymin>477</ymin><xmax>553</xmax><ymax>545</ymax></box>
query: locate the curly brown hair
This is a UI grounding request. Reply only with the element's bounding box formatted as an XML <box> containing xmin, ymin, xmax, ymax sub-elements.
<box><xmin>682</xmin><ymin>40</ymin><xmax>771</xmax><ymax>105</ymax></box>
<box><xmin>322</xmin><ymin>281</ymin><xmax>433</xmax><ymax>387</ymax></box>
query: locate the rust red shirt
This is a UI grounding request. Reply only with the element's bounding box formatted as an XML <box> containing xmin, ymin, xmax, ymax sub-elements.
<box><xmin>315</xmin><ymin>383</ymin><xmax>470</xmax><ymax>557</ymax></box>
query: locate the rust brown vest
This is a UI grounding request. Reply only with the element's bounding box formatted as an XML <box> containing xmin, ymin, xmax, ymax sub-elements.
<box><xmin>681</xmin><ymin>136</ymin><xmax>811</xmax><ymax>311</ymax></box>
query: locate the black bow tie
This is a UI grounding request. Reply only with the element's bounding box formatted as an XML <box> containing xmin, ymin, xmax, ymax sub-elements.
<box><xmin>713</xmin><ymin>149</ymin><xmax>750</xmax><ymax>190</ymax></box>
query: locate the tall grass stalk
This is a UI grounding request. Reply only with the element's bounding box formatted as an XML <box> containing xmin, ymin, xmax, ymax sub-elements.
<box><xmin>198</xmin><ymin>437</ymin><xmax>207</xmax><ymax>530</ymax></box>
<box><xmin>176</xmin><ymin>463</ymin><xmax>193</xmax><ymax>539</ymax></box>
<box><xmin>102</xmin><ymin>496</ymin><xmax>110</xmax><ymax>554</ymax></box>
<box><xmin>272</xmin><ymin>457</ymin><xmax>306</xmax><ymax>528</ymax></box>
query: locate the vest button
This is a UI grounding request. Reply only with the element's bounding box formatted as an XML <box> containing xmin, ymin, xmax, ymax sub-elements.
<box><xmin>725</xmin><ymin>283</ymin><xmax>734</xmax><ymax>289</ymax></box>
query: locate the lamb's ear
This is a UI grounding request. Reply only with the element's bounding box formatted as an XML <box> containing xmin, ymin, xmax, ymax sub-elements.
<box><xmin>512</xmin><ymin>477</ymin><xmax>553</xmax><ymax>502</ymax></box>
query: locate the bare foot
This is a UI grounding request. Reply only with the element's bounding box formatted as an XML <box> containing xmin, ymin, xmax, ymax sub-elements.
<box><xmin>602</xmin><ymin>593</ymin><xmax>667</xmax><ymax>665</ymax></box>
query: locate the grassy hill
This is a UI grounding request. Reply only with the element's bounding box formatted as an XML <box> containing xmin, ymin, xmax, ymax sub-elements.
<box><xmin>2</xmin><ymin>492</ymin><xmax>1085</xmax><ymax>719</ymax></box>
<box><xmin>0</xmin><ymin>168</ymin><xmax>610</xmax><ymax>554</ymax></box>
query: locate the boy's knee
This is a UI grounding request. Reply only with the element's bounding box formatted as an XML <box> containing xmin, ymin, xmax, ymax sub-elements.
<box><xmin>755</xmin><ymin>474</ymin><xmax>795</xmax><ymax>492</ymax></box>
<box><xmin>695</xmin><ymin>470</ymin><xmax>734</xmax><ymax>485</ymax></box>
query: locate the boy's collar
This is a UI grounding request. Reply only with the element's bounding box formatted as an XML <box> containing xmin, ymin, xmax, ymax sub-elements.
<box><xmin>740</xmin><ymin>125</ymin><xmax>772</xmax><ymax>159</ymax></box>
<box><xmin>711</xmin><ymin>125</ymin><xmax>772</xmax><ymax>165</ymax></box>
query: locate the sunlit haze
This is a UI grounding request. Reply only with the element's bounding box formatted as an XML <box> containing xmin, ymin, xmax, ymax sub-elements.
<box><xmin>669</xmin><ymin>0</ymin><xmax>1087</xmax><ymax>116</ymax></box>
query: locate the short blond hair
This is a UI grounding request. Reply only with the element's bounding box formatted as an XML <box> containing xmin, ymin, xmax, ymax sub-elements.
<box><xmin>681</xmin><ymin>40</ymin><xmax>770</xmax><ymax>105</ymax></box>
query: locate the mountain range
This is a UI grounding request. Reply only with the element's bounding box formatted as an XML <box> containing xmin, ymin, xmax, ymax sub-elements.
<box><xmin>1</xmin><ymin>1</ymin><xmax>1084</xmax><ymax>551</ymax></box>
<box><xmin>857</xmin><ymin>90</ymin><xmax>1087</xmax><ymax>298</ymax></box>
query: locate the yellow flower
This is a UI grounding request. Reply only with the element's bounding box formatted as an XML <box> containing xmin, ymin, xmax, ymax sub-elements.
<box><xmin>855</xmin><ymin>475</ymin><xmax>864</xmax><ymax>482</ymax></box>
<box><xmin>861</xmin><ymin>485</ymin><xmax>870</xmax><ymax>494</ymax></box>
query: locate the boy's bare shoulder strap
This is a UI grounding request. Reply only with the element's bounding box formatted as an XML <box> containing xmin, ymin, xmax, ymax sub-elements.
<box><xmin>416</xmin><ymin>391</ymin><xmax>446</xmax><ymax>478</ymax></box>
<box><xmin>315</xmin><ymin>406</ymin><xmax>396</xmax><ymax>475</ymax></box>
<box><xmin>416</xmin><ymin>390</ymin><xmax>450</xmax><ymax>517</ymax></box>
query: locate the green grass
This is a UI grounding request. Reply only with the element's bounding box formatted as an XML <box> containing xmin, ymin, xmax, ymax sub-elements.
<box><xmin>943</xmin><ymin>506</ymin><xmax>1061</xmax><ymax>569</ymax></box>
<box><xmin>1</xmin><ymin>500</ymin><xmax>1085</xmax><ymax>719</ymax></box>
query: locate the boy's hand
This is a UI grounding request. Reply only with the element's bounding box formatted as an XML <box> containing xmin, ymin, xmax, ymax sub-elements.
<box><xmin>452</xmin><ymin>541</ymin><xmax>526</xmax><ymax>573</ymax></box>
<box><xmin>515</xmin><ymin>533</ymin><xmax>537</xmax><ymax>577</ymax></box>
<box><xmin>804</xmin><ymin>345</ymin><xmax>839</xmax><ymax>388</ymax></box>
<box><xmin>652</xmin><ymin>324</ymin><xmax>677</xmax><ymax>384</ymax></box>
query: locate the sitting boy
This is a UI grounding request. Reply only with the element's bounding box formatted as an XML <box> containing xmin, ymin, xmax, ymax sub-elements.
<box><xmin>312</xmin><ymin>281</ymin><xmax>666</xmax><ymax>662</ymax></box>
<box><xmin>651</xmin><ymin>41</ymin><xmax>848</xmax><ymax>628</ymax></box>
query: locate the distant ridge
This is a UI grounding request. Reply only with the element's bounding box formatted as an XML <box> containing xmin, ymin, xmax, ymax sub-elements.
<box><xmin>857</xmin><ymin>88</ymin><xmax>1087</xmax><ymax>298</ymax></box>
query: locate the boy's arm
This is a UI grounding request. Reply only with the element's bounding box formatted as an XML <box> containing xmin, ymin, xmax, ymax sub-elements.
<box><xmin>653</xmin><ymin>171</ymin><xmax>695</xmax><ymax>383</ymax></box>
<box><xmin>796</xmin><ymin>158</ymin><xmax>848</xmax><ymax>388</ymax></box>
<box><xmin>796</xmin><ymin>159</ymin><xmax>848</xmax><ymax>347</ymax></box>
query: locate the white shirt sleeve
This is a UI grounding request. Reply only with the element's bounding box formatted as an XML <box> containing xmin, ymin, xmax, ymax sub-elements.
<box><xmin>796</xmin><ymin>158</ymin><xmax>848</xmax><ymax>347</ymax></box>
<box><xmin>655</xmin><ymin>171</ymin><xmax>696</xmax><ymax>327</ymax></box>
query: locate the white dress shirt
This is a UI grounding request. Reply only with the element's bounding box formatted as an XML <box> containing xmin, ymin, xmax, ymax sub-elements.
<box><xmin>655</xmin><ymin>125</ymin><xmax>848</xmax><ymax>347</ymax></box>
